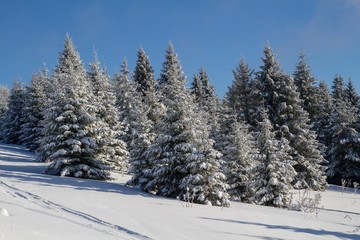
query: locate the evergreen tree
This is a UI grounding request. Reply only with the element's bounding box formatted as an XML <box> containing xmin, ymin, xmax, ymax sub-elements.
<box><xmin>113</xmin><ymin>58</ymin><xmax>154</xmax><ymax>188</ymax></box>
<box><xmin>213</xmin><ymin>103</ymin><xmax>236</xmax><ymax>159</ymax></box>
<box><xmin>19</xmin><ymin>69</ymin><xmax>48</xmax><ymax>150</ymax></box>
<box><xmin>251</xmin><ymin>45</ymin><xmax>327</xmax><ymax>190</ymax></box>
<box><xmin>88</xmin><ymin>53</ymin><xmax>129</xmax><ymax>172</ymax></box>
<box><xmin>0</xmin><ymin>86</ymin><xmax>10</xmax><ymax>135</ymax></box>
<box><xmin>223</xmin><ymin>116</ymin><xmax>258</xmax><ymax>201</ymax></box>
<box><xmin>214</xmin><ymin>103</ymin><xmax>257</xmax><ymax>202</ymax></box>
<box><xmin>157</xmin><ymin>42</ymin><xmax>179</xmax><ymax>88</ymax></box>
<box><xmin>345</xmin><ymin>78</ymin><xmax>359</xmax><ymax>109</ymax></box>
<box><xmin>247</xmin><ymin>77</ymin><xmax>266</xmax><ymax>130</ymax></box>
<box><xmin>145</xmin><ymin>44</ymin><xmax>229</xmax><ymax>206</ymax></box>
<box><xmin>327</xmin><ymin>99</ymin><xmax>360</xmax><ymax>181</ymax></box>
<box><xmin>225</xmin><ymin>59</ymin><xmax>253</xmax><ymax>122</ymax></box>
<box><xmin>313</xmin><ymin>81</ymin><xmax>333</xmax><ymax>150</ymax></box>
<box><xmin>113</xmin><ymin>58</ymin><xmax>136</xmax><ymax>145</ymax></box>
<box><xmin>247</xmin><ymin>44</ymin><xmax>281</xmax><ymax>130</ymax></box>
<box><xmin>293</xmin><ymin>51</ymin><xmax>319</xmax><ymax>122</ymax></box>
<box><xmin>250</xmin><ymin>110</ymin><xmax>296</xmax><ymax>208</ymax></box>
<box><xmin>190</xmin><ymin>73</ymin><xmax>203</xmax><ymax>104</ymax></box>
<box><xmin>133</xmin><ymin>48</ymin><xmax>156</xmax><ymax>96</ymax></box>
<box><xmin>191</xmin><ymin>68</ymin><xmax>220</xmax><ymax>135</ymax></box>
<box><xmin>40</xmin><ymin>35</ymin><xmax>110</xmax><ymax>180</ymax></box>
<box><xmin>2</xmin><ymin>80</ymin><xmax>26</xmax><ymax>144</ymax></box>
<box><xmin>275</xmin><ymin>73</ymin><xmax>327</xmax><ymax>190</ymax></box>
<box><xmin>332</xmin><ymin>74</ymin><xmax>345</xmax><ymax>101</ymax></box>
<box><xmin>191</xmin><ymin>68</ymin><xmax>219</xmax><ymax>111</ymax></box>
<box><xmin>133</xmin><ymin>48</ymin><xmax>164</xmax><ymax>131</ymax></box>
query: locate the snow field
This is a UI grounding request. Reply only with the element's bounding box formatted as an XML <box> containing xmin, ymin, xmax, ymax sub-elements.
<box><xmin>0</xmin><ymin>143</ymin><xmax>359</xmax><ymax>240</ymax></box>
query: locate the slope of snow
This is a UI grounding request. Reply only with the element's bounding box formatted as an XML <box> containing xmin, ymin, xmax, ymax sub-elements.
<box><xmin>0</xmin><ymin>143</ymin><xmax>359</xmax><ymax>240</ymax></box>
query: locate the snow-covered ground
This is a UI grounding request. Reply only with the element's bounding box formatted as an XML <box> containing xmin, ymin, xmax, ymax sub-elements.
<box><xmin>0</xmin><ymin>143</ymin><xmax>359</xmax><ymax>240</ymax></box>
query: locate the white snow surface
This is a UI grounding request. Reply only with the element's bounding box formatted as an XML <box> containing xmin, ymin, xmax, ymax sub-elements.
<box><xmin>0</xmin><ymin>143</ymin><xmax>359</xmax><ymax>240</ymax></box>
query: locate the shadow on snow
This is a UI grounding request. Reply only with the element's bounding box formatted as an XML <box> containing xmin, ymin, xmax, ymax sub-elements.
<box><xmin>200</xmin><ymin>217</ymin><xmax>359</xmax><ymax>240</ymax></box>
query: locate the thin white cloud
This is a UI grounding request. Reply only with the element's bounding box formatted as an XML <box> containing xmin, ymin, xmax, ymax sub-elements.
<box><xmin>285</xmin><ymin>0</ymin><xmax>360</xmax><ymax>55</ymax></box>
<box><xmin>344</xmin><ymin>0</ymin><xmax>360</xmax><ymax>11</ymax></box>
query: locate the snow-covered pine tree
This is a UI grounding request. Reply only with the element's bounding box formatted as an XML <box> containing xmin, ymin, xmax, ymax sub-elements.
<box><xmin>246</xmin><ymin>77</ymin><xmax>266</xmax><ymax>131</ymax></box>
<box><xmin>275</xmin><ymin>73</ymin><xmax>327</xmax><ymax>190</ymax></box>
<box><xmin>190</xmin><ymin>68</ymin><xmax>221</xmax><ymax>136</ymax></box>
<box><xmin>190</xmin><ymin>73</ymin><xmax>203</xmax><ymax>104</ymax></box>
<box><xmin>19</xmin><ymin>69</ymin><xmax>48</xmax><ymax>150</ymax></box>
<box><xmin>133</xmin><ymin>47</ymin><xmax>156</xmax><ymax>96</ymax></box>
<box><xmin>179</xmin><ymin>109</ymin><xmax>231</xmax><ymax>207</ymax></box>
<box><xmin>113</xmin><ymin>58</ymin><xmax>154</xmax><ymax>188</ymax></box>
<box><xmin>114</xmin><ymin>58</ymin><xmax>134</xmax><ymax>145</ymax></box>
<box><xmin>219</xmin><ymin>106</ymin><xmax>258</xmax><ymax>202</ymax></box>
<box><xmin>214</xmin><ymin>103</ymin><xmax>254</xmax><ymax>201</ymax></box>
<box><xmin>327</xmin><ymin>98</ymin><xmax>360</xmax><ymax>181</ymax></box>
<box><xmin>345</xmin><ymin>78</ymin><xmax>359</xmax><ymax>109</ymax></box>
<box><xmin>313</xmin><ymin>81</ymin><xmax>333</xmax><ymax>150</ymax></box>
<box><xmin>2</xmin><ymin>80</ymin><xmax>27</xmax><ymax>144</ymax></box>
<box><xmin>190</xmin><ymin>68</ymin><xmax>220</xmax><ymax>112</ymax></box>
<box><xmin>252</xmin><ymin>45</ymin><xmax>327</xmax><ymax>190</ymax></box>
<box><xmin>213</xmin><ymin>102</ymin><xmax>235</xmax><ymax>157</ymax></box>
<box><xmin>250</xmin><ymin>110</ymin><xmax>296</xmax><ymax>208</ymax></box>
<box><xmin>133</xmin><ymin>47</ymin><xmax>164</xmax><ymax>130</ymax></box>
<box><xmin>145</xmin><ymin>43</ymin><xmax>229</xmax><ymax>206</ymax></box>
<box><xmin>332</xmin><ymin>74</ymin><xmax>345</xmax><ymax>101</ymax></box>
<box><xmin>40</xmin><ymin>35</ymin><xmax>110</xmax><ymax>180</ymax></box>
<box><xmin>0</xmin><ymin>86</ymin><xmax>10</xmax><ymax>134</ymax></box>
<box><xmin>293</xmin><ymin>51</ymin><xmax>319</xmax><ymax>122</ymax></box>
<box><xmin>125</xmin><ymin>101</ymin><xmax>154</xmax><ymax>189</ymax></box>
<box><xmin>225</xmin><ymin>59</ymin><xmax>253</xmax><ymax>122</ymax></box>
<box><xmin>247</xmin><ymin>44</ymin><xmax>281</xmax><ymax>131</ymax></box>
<box><xmin>88</xmin><ymin>53</ymin><xmax>129</xmax><ymax>172</ymax></box>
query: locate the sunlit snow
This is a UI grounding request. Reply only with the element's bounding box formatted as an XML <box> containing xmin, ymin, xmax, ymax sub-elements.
<box><xmin>0</xmin><ymin>143</ymin><xmax>359</xmax><ymax>240</ymax></box>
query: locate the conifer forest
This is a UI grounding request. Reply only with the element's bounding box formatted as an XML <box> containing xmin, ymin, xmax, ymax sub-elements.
<box><xmin>1</xmin><ymin>35</ymin><xmax>359</xmax><ymax>208</ymax></box>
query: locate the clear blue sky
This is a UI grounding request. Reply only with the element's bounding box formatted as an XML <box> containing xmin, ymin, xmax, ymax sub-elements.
<box><xmin>1</xmin><ymin>0</ymin><xmax>359</xmax><ymax>97</ymax></box>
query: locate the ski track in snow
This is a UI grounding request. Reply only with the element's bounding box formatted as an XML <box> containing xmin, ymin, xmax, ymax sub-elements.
<box><xmin>0</xmin><ymin>179</ymin><xmax>152</xmax><ymax>240</ymax></box>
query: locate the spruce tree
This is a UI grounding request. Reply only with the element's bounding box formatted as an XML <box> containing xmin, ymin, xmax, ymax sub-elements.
<box><xmin>213</xmin><ymin>103</ymin><xmax>236</xmax><ymax>159</ymax></box>
<box><xmin>190</xmin><ymin>74</ymin><xmax>203</xmax><ymax>104</ymax></box>
<box><xmin>225</xmin><ymin>59</ymin><xmax>253</xmax><ymax>122</ymax></box>
<box><xmin>40</xmin><ymin>35</ymin><xmax>110</xmax><ymax>180</ymax></box>
<box><xmin>88</xmin><ymin>53</ymin><xmax>129</xmax><ymax>172</ymax></box>
<box><xmin>145</xmin><ymin>44</ymin><xmax>229</xmax><ymax>206</ymax></box>
<box><xmin>327</xmin><ymin>99</ymin><xmax>360</xmax><ymax>181</ymax></box>
<box><xmin>2</xmin><ymin>80</ymin><xmax>26</xmax><ymax>144</ymax></box>
<box><xmin>133</xmin><ymin>47</ymin><xmax>164</xmax><ymax>131</ymax></box>
<box><xmin>191</xmin><ymin>68</ymin><xmax>220</xmax><ymax>135</ymax></box>
<box><xmin>332</xmin><ymin>74</ymin><xmax>345</xmax><ymax>101</ymax></box>
<box><xmin>293</xmin><ymin>51</ymin><xmax>319</xmax><ymax>122</ymax></box>
<box><xmin>0</xmin><ymin>86</ymin><xmax>10</xmax><ymax>137</ymax></box>
<box><xmin>113</xmin><ymin>58</ymin><xmax>154</xmax><ymax>188</ymax></box>
<box><xmin>250</xmin><ymin>110</ymin><xmax>296</xmax><ymax>208</ymax></box>
<box><xmin>247</xmin><ymin>77</ymin><xmax>266</xmax><ymax>130</ymax></box>
<box><xmin>251</xmin><ymin>45</ymin><xmax>327</xmax><ymax>190</ymax></box>
<box><xmin>113</xmin><ymin>58</ymin><xmax>136</xmax><ymax>145</ymax></box>
<box><xmin>219</xmin><ymin>107</ymin><xmax>258</xmax><ymax>201</ymax></box>
<box><xmin>275</xmin><ymin>73</ymin><xmax>327</xmax><ymax>190</ymax></box>
<box><xmin>345</xmin><ymin>78</ymin><xmax>359</xmax><ymax>109</ymax></box>
<box><xmin>214</xmin><ymin>103</ymin><xmax>256</xmax><ymax>202</ymax></box>
<box><xmin>19</xmin><ymin>69</ymin><xmax>48</xmax><ymax>150</ymax></box>
<box><xmin>133</xmin><ymin>48</ymin><xmax>156</xmax><ymax>96</ymax></box>
<box><xmin>313</xmin><ymin>81</ymin><xmax>333</xmax><ymax>150</ymax></box>
<box><xmin>191</xmin><ymin>68</ymin><xmax>219</xmax><ymax>112</ymax></box>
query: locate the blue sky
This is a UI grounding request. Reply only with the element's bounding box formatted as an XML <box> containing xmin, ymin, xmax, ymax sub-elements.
<box><xmin>1</xmin><ymin>0</ymin><xmax>359</xmax><ymax>97</ymax></box>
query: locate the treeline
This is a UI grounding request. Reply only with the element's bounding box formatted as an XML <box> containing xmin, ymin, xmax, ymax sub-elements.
<box><xmin>0</xmin><ymin>36</ymin><xmax>358</xmax><ymax>208</ymax></box>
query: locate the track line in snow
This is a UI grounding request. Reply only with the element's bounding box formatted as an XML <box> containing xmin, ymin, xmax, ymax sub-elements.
<box><xmin>0</xmin><ymin>180</ymin><xmax>152</xmax><ymax>240</ymax></box>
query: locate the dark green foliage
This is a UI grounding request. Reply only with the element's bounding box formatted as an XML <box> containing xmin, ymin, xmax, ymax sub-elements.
<box><xmin>2</xmin><ymin>80</ymin><xmax>27</xmax><ymax>144</ymax></box>
<box><xmin>226</xmin><ymin>59</ymin><xmax>253</xmax><ymax>122</ymax></box>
